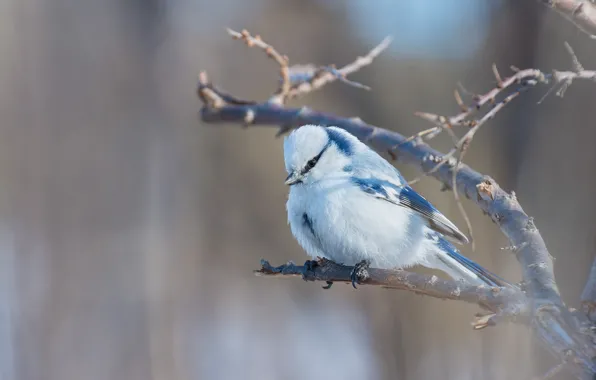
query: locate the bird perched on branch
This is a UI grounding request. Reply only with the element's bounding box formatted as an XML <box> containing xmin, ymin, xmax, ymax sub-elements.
<box><xmin>283</xmin><ymin>124</ymin><xmax>508</xmax><ymax>288</ymax></box>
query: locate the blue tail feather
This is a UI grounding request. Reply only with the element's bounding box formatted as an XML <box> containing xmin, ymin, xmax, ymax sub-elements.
<box><xmin>433</xmin><ymin>234</ymin><xmax>512</xmax><ymax>287</ymax></box>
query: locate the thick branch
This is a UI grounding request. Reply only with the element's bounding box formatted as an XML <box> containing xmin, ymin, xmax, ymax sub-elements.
<box><xmin>540</xmin><ymin>0</ymin><xmax>596</xmax><ymax>39</ymax></box>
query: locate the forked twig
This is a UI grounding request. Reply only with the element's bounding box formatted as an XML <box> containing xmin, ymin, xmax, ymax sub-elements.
<box><xmin>227</xmin><ymin>28</ymin><xmax>391</xmax><ymax>106</ymax></box>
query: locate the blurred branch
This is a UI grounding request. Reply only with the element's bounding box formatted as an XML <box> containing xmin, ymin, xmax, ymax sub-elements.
<box><xmin>581</xmin><ymin>257</ymin><xmax>596</xmax><ymax>321</ymax></box>
<box><xmin>539</xmin><ymin>0</ymin><xmax>596</xmax><ymax>39</ymax></box>
<box><xmin>256</xmin><ymin>258</ymin><xmax>528</xmax><ymax>329</ymax></box>
<box><xmin>198</xmin><ymin>29</ymin><xmax>596</xmax><ymax>379</ymax></box>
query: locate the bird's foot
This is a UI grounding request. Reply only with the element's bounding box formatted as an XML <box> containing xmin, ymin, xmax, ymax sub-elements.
<box><xmin>350</xmin><ymin>259</ymin><xmax>371</xmax><ymax>289</ymax></box>
<box><xmin>304</xmin><ymin>260</ymin><xmax>319</xmax><ymax>271</ymax></box>
<box><xmin>303</xmin><ymin>259</ymin><xmax>334</xmax><ymax>289</ymax></box>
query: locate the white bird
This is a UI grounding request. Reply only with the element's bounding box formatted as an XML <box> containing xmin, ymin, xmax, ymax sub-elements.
<box><xmin>283</xmin><ymin>124</ymin><xmax>507</xmax><ymax>288</ymax></box>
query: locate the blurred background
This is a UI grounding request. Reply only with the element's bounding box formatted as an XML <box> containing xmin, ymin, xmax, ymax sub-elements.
<box><xmin>0</xmin><ymin>0</ymin><xmax>595</xmax><ymax>379</ymax></box>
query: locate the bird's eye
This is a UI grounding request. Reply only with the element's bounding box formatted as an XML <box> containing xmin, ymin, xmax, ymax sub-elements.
<box><xmin>302</xmin><ymin>147</ymin><xmax>327</xmax><ymax>174</ymax></box>
<box><xmin>305</xmin><ymin>157</ymin><xmax>318</xmax><ymax>170</ymax></box>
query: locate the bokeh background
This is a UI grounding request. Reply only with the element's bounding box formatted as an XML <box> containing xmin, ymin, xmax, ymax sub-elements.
<box><xmin>0</xmin><ymin>1</ymin><xmax>595</xmax><ymax>379</ymax></box>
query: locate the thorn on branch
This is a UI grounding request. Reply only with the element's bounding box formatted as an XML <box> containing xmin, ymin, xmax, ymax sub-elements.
<box><xmin>454</xmin><ymin>89</ymin><xmax>469</xmax><ymax>112</ymax></box>
<box><xmin>565</xmin><ymin>41</ymin><xmax>585</xmax><ymax>72</ymax></box>
<box><xmin>197</xmin><ymin>71</ymin><xmax>226</xmax><ymax>108</ymax></box>
<box><xmin>492</xmin><ymin>63</ymin><xmax>504</xmax><ymax>88</ymax></box>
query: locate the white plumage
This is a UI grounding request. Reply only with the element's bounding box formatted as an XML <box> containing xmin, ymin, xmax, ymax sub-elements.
<box><xmin>283</xmin><ymin>124</ymin><xmax>506</xmax><ymax>287</ymax></box>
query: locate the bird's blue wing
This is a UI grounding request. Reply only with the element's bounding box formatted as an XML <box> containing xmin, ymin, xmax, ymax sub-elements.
<box><xmin>351</xmin><ymin>177</ymin><xmax>469</xmax><ymax>244</ymax></box>
<box><xmin>431</xmin><ymin>232</ymin><xmax>511</xmax><ymax>287</ymax></box>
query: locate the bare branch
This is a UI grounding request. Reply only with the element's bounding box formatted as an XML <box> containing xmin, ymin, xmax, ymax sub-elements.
<box><xmin>540</xmin><ymin>0</ymin><xmax>596</xmax><ymax>39</ymax></box>
<box><xmin>198</xmin><ymin>29</ymin><xmax>596</xmax><ymax>378</ymax></box>
<box><xmin>407</xmin><ymin>67</ymin><xmax>545</xmax><ymax>185</ymax></box>
<box><xmin>256</xmin><ymin>258</ymin><xmax>528</xmax><ymax>328</ymax></box>
<box><xmin>285</xmin><ymin>36</ymin><xmax>392</xmax><ymax>100</ymax></box>
<box><xmin>416</xmin><ymin>44</ymin><xmax>595</xmax><ymax>139</ymax></box>
<box><xmin>538</xmin><ymin>42</ymin><xmax>596</xmax><ymax>103</ymax></box>
<box><xmin>415</xmin><ymin>68</ymin><xmax>546</xmax><ymax>132</ymax></box>
<box><xmin>227</xmin><ymin>28</ymin><xmax>291</xmax><ymax>104</ymax></box>
<box><xmin>227</xmin><ymin>28</ymin><xmax>391</xmax><ymax>105</ymax></box>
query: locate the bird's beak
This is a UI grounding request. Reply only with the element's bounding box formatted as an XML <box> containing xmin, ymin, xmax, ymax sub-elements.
<box><xmin>284</xmin><ymin>171</ymin><xmax>303</xmax><ymax>186</ymax></box>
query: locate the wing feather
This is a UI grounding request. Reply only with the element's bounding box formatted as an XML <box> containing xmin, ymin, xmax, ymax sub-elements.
<box><xmin>351</xmin><ymin>177</ymin><xmax>469</xmax><ymax>244</ymax></box>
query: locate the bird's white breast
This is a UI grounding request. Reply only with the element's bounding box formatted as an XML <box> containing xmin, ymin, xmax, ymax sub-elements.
<box><xmin>286</xmin><ymin>178</ymin><xmax>429</xmax><ymax>269</ymax></box>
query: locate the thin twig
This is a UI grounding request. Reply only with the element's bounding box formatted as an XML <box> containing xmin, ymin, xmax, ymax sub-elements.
<box><xmin>539</xmin><ymin>42</ymin><xmax>596</xmax><ymax>104</ymax></box>
<box><xmin>416</xmin><ymin>67</ymin><xmax>546</xmax><ymax>132</ymax></box>
<box><xmin>285</xmin><ymin>36</ymin><xmax>392</xmax><ymax>101</ymax></box>
<box><xmin>409</xmin><ymin>69</ymin><xmax>534</xmax><ymax>243</ymax></box>
<box><xmin>407</xmin><ymin>66</ymin><xmax>545</xmax><ymax>186</ymax></box>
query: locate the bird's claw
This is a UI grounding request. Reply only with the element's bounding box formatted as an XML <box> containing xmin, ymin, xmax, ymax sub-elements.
<box><xmin>322</xmin><ymin>281</ymin><xmax>333</xmax><ymax>289</ymax></box>
<box><xmin>350</xmin><ymin>259</ymin><xmax>371</xmax><ymax>289</ymax></box>
<box><xmin>303</xmin><ymin>260</ymin><xmax>334</xmax><ymax>289</ymax></box>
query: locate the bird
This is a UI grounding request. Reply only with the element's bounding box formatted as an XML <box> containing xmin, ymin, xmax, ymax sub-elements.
<box><xmin>283</xmin><ymin>124</ymin><xmax>508</xmax><ymax>289</ymax></box>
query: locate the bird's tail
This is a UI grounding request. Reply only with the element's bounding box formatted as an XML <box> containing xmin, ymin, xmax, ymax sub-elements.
<box><xmin>428</xmin><ymin>233</ymin><xmax>511</xmax><ymax>288</ymax></box>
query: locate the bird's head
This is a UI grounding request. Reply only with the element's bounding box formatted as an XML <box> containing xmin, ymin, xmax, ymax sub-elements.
<box><xmin>283</xmin><ymin>125</ymin><xmax>360</xmax><ymax>186</ymax></box>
